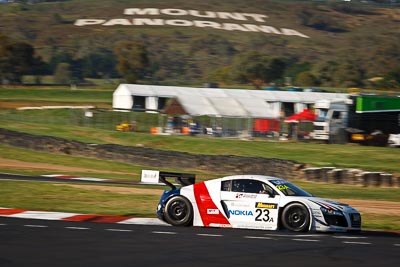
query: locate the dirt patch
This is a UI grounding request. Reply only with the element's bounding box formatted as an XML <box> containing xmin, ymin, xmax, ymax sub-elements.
<box><xmin>336</xmin><ymin>199</ymin><xmax>400</xmax><ymax>216</ymax></box>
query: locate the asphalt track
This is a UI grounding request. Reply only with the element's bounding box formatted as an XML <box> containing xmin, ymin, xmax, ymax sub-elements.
<box><xmin>1</xmin><ymin>173</ymin><xmax>399</xmax><ymax>266</ymax></box>
<box><xmin>0</xmin><ymin>217</ymin><xmax>399</xmax><ymax>267</ymax></box>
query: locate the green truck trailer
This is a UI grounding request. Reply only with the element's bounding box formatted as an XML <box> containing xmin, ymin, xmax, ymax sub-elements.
<box><xmin>312</xmin><ymin>94</ymin><xmax>400</xmax><ymax>146</ymax></box>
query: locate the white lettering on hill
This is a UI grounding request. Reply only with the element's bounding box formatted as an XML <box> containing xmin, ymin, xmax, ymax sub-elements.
<box><xmin>74</xmin><ymin>7</ymin><xmax>310</xmax><ymax>39</ymax></box>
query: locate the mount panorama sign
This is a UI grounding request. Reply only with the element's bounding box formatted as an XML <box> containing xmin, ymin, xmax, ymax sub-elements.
<box><xmin>74</xmin><ymin>8</ymin><xmax>310</xmax><ymax>39</ymax></box>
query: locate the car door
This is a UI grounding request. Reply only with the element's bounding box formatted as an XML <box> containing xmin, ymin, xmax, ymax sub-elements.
<box><xmin>220</xmin><ymin>179</ymin><xmax>280</xmax><ymax>230</ymax></box>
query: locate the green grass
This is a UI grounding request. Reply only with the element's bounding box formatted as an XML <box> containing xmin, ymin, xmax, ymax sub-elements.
<box><xmin>361</xmin><ymin>214</ymin><xmax>400</xmax><ymax>231</ymax></box>
<box><xmin>0</xmin><ymin>88</ymin><xmax>113</xmax><ymax>104</ymax></box>
<box><xmin>0</xmin><ymin>144</ymin><xmax>135</xmax><ymax>175</ymax></box>
<box><xmin>1</xmin><ymin>120</ymin><xmax>400</xmax><ymax>175</ymax></box>
<box><xmin>0</xmin><ymin>143</ymin><xmax>194</xmax><ymax>180</ymax></box>
<box><xmin>0</xmin><ymin>180</ymin><xmax>160</xmax><ymax>216</ymax></box>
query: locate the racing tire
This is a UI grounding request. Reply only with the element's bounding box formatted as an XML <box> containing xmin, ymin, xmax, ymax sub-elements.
<box><xmin>282</xmin><ymin>203</ymin><xmax>310</xmax><ymax>232</ymax></box>
<box><xmin>164</xmin><ymin>196</ymin><xmax>193</xmax><ymax>227</ymax></box>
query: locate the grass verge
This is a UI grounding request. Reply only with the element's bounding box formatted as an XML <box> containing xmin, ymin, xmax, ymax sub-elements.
<box><xmin>0</xmin><ymin>180</ymin><xmax>159</xmax><ymax>217</ymax></box>
<box><xmin>1</xmin><ymin>121</ymin><xmax>400</xmax><ymax>175</ymax></box>
<box><xmin>0</xmin><ymin>179</ymin><xmax>398</xmax><ymax>231</ymax></box>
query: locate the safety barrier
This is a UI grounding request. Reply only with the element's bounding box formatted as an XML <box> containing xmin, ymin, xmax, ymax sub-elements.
<box><xmin>302</xmin><ymin>167</ymin><xmax>398</xmax><ymax>187</ymax></box>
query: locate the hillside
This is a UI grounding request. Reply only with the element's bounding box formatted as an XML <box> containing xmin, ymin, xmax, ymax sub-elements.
<box><xmin>0</xmin><ymin>0</ymin><xmax>400</xmax><ymax>87</ymax></box>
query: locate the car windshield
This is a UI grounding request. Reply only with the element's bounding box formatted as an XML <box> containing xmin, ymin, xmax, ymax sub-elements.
<box><xmin>269</xmin><ymin>180</ymin><xmax>313</xmax><ymax>197</ymax></box>
<box><xmin>316</xmin><ymin>108</ymin><xmax>328</xmax><ymax>122</ymax></box>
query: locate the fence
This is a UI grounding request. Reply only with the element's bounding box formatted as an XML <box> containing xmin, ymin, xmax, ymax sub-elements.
<box><xmin>0</xmin><ymin>107</ymin><xmax>314</xmax><ymax>140</ymax></box>
<box><xmin>0</xmin><ymin>108</ymin><xmax>157</xmax><ymax>132</ymax></box>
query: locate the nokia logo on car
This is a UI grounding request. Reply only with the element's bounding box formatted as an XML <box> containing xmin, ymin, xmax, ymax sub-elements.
<box><xmin>228</xmin><ymin>210</ymin><xmax>253</xmax><ymax>216</ymax></box>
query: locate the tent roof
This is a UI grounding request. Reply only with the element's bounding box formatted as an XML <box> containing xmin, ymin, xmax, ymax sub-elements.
<box><xmin>284</xmin><ymin>109</ymin><xmax>317</xmax><ymax>123</ymax></box>
<box><xmin>114</xmin><ymin>84</ymin><xmax>348</xmax><ymax>118</ymax></box>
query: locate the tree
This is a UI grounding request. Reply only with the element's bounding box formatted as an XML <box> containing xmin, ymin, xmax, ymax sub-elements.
<box><xmin>232</xmin><ymin>53</ymin><xmax>289</xmax><ymax>88</ymax></box>
<box><xmin>333</xmin><ymin>62</ymin><xmax>366</xmax><ymax>87</ymax></box>
<box><xmin>49</xmin><ymin>51</ymin><xmax>73</xmax><ymax>71</ymax></box>
<box><xmin>232</xmin><ymin>52</ymin><xmax>269</xmax><ymax>88</ymax></box>
<box><xmin>0</xmin><ymin>34</ymin><xmax>11</xmax><ymax>84</ymax></box>
<box><xmin>208</xmin><ymin>65</ymin><xmax>234</xmax><ymax>85</ymax></box>
<box><xmin>48</xmin><ymin>51</ymin><xmax>84</xmax><ymax>83</ymax></box>
<box><xmin>30</xmin><ymin>55</ymin><xmax>49</xmax><ymax>84</ymax></box>
<box><xmin>146</xmin><ymin>42</ymin><xmax>188</xmax><ymax>83</ymax></box>
<box><xmin>313</xmin><ymin>61</ymin><xmax>340</xmax><ymax>87</ymax></box>
<box><xmin>189</xmin><ymin>34</ymin><xmax>237</xmax><ymax>59</ymax></box>
<box><xmin>265</xmin><ymin>58</ymin><xmax>287</xmax><ymax>84</ymax></box>
<box><xmin>54</xmin><ymin>63</ymin><xmax>71</xmax><ymax>84</ymax></box>
<box><xmin>114</xmin><ymin>41</ymin><xmax>150</xmax><ymax>83</ymax></box>
<box><xmin>0</xmin><ymin>34</ymin><xmax>35</xmax><ymax>84</ymax></box>
<box><xmin>81</xmin><ymin>49</ymin><xmax>118</xmax><ymax>79</ymax></box>
<box><xmin>284</xmin><ymin>61</ymin><xmax>311</xmax><ymax>78</ymax></box>
<box><xmin>295</xmin><ymin>71</ymin><xmax>318</xmax><ymax>87</ymax></box>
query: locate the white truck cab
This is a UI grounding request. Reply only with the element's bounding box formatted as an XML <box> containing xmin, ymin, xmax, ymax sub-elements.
<box><xmin>311</xmin><ymin>98</ymin><xmax>349</xmax><ymax>143</ymax></box>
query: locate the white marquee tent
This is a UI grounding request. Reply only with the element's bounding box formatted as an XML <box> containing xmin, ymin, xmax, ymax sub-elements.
<box><xmin>113</xmin><ymin>84</ymin><xmax>348</xmax><ymax>119</ymax></box>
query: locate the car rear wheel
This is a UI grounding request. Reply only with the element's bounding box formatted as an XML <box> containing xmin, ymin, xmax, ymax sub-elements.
<box><xmin>164</xmin><ymin>196</ymin><xmax>193</xmax><ymax>226</ymax></box>
<box><xmin>282</xmin><ymin>203</ymin><xmax>310</xmax><ymax>232</ymax></box>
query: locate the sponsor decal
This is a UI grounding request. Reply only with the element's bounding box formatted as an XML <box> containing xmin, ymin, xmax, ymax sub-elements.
<box><xmin>255</xmin><ymin>202</ymin><xmax>277</xmax><ymax>209</ymax></box>
<box><xmin>207</xmin><ymin>209</ymin><xmax>220</xmax><ymax>215</ymax></box>
<box><xmin>231</xmin><ymin>202</ymin><xmax>251</xmax><ymax>208</ymax></box>
<box><xmin>235</xmin><ymin>193</ymin><xmax>257</xmax><ymax>199</ymax></box>
<box><xmin>228</xmin><ymin>210</ymin><xmax>254</xmax><ymax>216</ymax></box>
<box><xmin>141</xmin><ymin>170</ymin><xmax>159</xmax><ymax>183</ymax></box>
<box><xmin>236</xmin><ymin>224</ymin><xmax>275</xmax><ymax>230</ymax></box>
<box><xmin>209</xmin><ymin>223</ymin><xmax>232</xmax><ymax>228</ymax></box>
<box><xmin>276</xmin><ymin>184</ymin><xmax>289</xmax><ymax>191</ymax></box>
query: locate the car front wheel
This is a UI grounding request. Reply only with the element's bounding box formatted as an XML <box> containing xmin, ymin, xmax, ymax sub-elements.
<box><xmin>282</xmin><ymin>203</ymin><xmax>310</xmax><ymax>232</ymax></box>
<box><xmin>164</xmin><ymin>196</ymin><xmax>193</xmax><ymax>226</ymax></box>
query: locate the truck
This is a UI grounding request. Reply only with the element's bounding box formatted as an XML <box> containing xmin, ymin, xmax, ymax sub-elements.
<box><xmin>311</xmin><ymin>94</ymin><xmax>400</xmax><ymax>146</ymax></box>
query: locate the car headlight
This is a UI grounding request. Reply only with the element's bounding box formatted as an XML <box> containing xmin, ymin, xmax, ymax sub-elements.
<box><xmin>320</xmin><ymin>207</ymin><xmax>343</xmax><ymax>216</ymax></box>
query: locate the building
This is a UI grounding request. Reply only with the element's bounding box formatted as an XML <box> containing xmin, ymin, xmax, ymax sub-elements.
<box><xmin>112</xmin><ymin>84</ymin><xmax>347</xmax><ymax>136</ymax></box>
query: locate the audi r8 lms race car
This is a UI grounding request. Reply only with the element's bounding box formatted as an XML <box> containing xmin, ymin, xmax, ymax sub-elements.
<box><xmin>141</xmin><ymin>170</ymin><xmax>361</xmax><ymax>232</ymax></box>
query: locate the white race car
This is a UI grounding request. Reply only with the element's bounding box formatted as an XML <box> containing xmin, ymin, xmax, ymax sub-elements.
<box><xmin>152</xmin><ymin>172</ymin><xmax>361</xmax><ymax>232</ymax></box>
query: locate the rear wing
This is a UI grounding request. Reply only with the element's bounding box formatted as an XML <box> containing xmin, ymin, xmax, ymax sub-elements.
<box><xmin>141</xmin><ymin>170</ymin><xmax>196</xmax><ymax>190</ymax></box>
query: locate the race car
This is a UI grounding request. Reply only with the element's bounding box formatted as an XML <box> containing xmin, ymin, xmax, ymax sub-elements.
<box><xmin>144</xmin><ymin>170</ymin><xmax>361</xmax><ymax>232</ymax></box>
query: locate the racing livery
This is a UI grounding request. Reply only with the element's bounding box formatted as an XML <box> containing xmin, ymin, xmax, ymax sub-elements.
<box><xmin>151</xmin><ymin>172</ymin><xmax>361</xmax><ymax>232</ymax></box>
